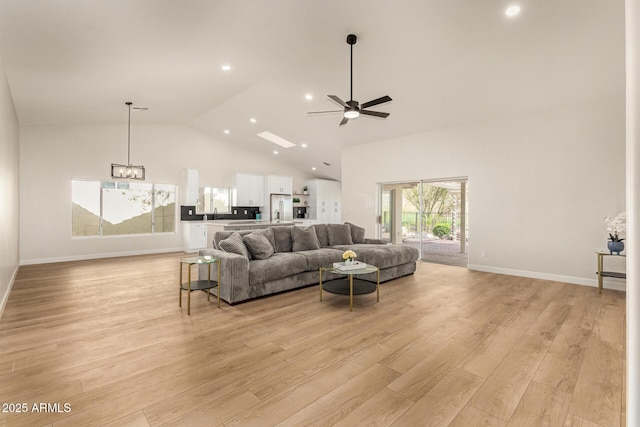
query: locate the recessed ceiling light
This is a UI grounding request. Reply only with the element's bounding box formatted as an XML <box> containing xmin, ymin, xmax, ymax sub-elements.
<box><xmin>305</xmin><ymin>94</ymin><xmax>313</xmax><ymax>100</ymax></box>
<box><xmin>257</xmin><ymin>131</ymin><xmax>296</xmax><ymax>148</ymax></box>
<box><xmin>221</xmin><ymin>64</ymin><xmax>231</xmax><ymax>71</ymax></box>
<box><xmin>273</xmin><ymin>150</ymin><xmax>278</xmax><ymax>154</ymax></box>
<box><xmin>312</xmin><ymin>167</ymin><xmax>316</xmax><ymax>170</ymax></box>
<box><xmin>301</xmin><ymin>143</ymin><xmax>308</xmax><ymax>148</ymax></box>
<box><xmin>505</xmin><ymin>5</ymin><xmax>520</xmax><ymax>16</ymax></box>
<box><xmin>224</xmin><ymin>129</ymin><xmax>230</xmax><ymax>134</ymax></box>
<box><xmin>250</xmin><ymin>118</ymin><xmax>257</xmax><ymax>123</ymax></box>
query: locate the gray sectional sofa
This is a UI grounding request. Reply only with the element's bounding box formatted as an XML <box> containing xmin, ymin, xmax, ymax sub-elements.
<box><xmin>198</xmin><ymin>222</ymin><xmax>419</xmax><ymax>305</ymax></box>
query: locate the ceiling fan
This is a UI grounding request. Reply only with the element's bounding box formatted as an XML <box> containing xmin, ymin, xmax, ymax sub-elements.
<box><xmin>308</xmin><ymin>34</ymin><xmax>392</xmax><ymax>126</ymax></box>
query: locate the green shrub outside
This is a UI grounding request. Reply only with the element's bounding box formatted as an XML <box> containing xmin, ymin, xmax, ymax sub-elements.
<box><xmin>432</xmin><ymin>223</ymin><xmax>451</xmax><ymax>238</ymax></box>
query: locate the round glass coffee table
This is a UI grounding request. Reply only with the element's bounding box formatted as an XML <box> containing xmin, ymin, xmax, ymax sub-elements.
<box><xmin>319</xmin><ymin>264</ymin><xmax>380</xmax><ymax>311</ymax></box>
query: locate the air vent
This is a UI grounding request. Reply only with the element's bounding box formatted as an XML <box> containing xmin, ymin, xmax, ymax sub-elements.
<box><xmin>323</xmin><ymin>162</ymin><xmax>331</xmax><ymax>166</ymax></box>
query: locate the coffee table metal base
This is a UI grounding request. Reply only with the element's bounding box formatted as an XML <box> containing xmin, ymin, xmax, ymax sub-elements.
<box><xmin>319</xmin><ymin>265</ymin><xmax>379</xmax><ymax>311</ymax></box>
<box><xmin>321</xmin><ymin>278</ymin><xmax>377</xmax><ymax>295</ymax></box>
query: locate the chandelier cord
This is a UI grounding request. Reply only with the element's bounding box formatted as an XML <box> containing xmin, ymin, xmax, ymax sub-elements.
<box><xmin>126</xmin><ymin>101</ymin><xmax>132</xmax><ymax>166</ymax></box>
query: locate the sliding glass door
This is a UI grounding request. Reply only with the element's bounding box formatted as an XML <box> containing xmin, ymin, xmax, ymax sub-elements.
<box><xmin>380</xmin><ymin>187</ymin><xmax>394</xmax><ymax>243</ymax></box>
<box><xmin>378</xmin><ymin>178</ymin><xmax>468</xmax><ymax>267</ymax></box>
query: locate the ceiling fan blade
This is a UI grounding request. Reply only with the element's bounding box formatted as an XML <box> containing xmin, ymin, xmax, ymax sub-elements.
<box><xmin>339</xmin><ymin>116</ymin><xmax>349</xmax><ymax>126</ymax></box>
<box><xmin>307</xmin><ymin>110</ymin><xmax>344</xmax><ymax>115</ymax></box>
<box><xmin>361</xmin><ymin>95</ymin><xmax>392</xmax><ymax>109</ymax></box>
<box><xmin>328</xmin><ymin>95</ymin><xmax>349</xmax><ymax>108</ymax></box>
<box><xmin>361</xmin><ymin>110</ymin><xmax>390</xmax><ymax>118</ymax></box>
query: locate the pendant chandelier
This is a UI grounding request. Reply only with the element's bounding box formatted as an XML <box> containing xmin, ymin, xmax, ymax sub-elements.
<box><xmin>111</xmin><ymin>101</ymin><xmax>145</xmax><ymax>180</ymax></box>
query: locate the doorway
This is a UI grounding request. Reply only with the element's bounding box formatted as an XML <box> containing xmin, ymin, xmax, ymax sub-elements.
<box><xmin>378</xmin><ymin>178</ymin><xmax>468</xmax><ymax>267</ymax></box>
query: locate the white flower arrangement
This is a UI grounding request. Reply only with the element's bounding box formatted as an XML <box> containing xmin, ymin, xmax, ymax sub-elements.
<box><xmin>604</xmin><ymin>211</ymin><xmax>626</xmax><ymax>242</ymax></box>
<box><xmin>342</xmin><ymin>250</ymin><xmax>357</xmax><ymax>262</ymax></box>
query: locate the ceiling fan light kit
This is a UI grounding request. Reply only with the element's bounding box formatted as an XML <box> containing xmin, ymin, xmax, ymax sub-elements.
<box><xmin>111</xmin><ymin>101</ymin><xmax>146</xmax><ymax>180</ymax></box>
<box><xmin>308</xmin><ymin>34</ymin><xmax>392</xmax><ymax>126</ymax></box>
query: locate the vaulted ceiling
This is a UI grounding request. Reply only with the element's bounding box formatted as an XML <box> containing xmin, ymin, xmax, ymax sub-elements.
<box><xmin>0</xmin><ymin>0</ymin><xmax>625</xmax><ymax>180</ymax></box>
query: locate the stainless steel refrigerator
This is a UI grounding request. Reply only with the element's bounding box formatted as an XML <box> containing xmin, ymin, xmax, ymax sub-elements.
<box><xmin>270</xmin><ymin>193</ymin><xmax>293</xmax><ymax>222</ymax></box>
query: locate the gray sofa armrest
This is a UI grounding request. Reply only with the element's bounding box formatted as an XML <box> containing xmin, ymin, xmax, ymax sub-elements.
<box><xmin>198</xmin><ymin>248</ymin><xmax>249</xmax><ymax>304</ymax></box>
<box><xmin>364</xmin><ymin>238</ymin><xmax>388</xmax><ymax>245</ymax></box>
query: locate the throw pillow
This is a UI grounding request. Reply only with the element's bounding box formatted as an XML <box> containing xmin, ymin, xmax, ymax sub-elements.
<box><xmin>291</xmin><ymin>226</ymin><xmax>321</xmax><ymax>251</ymax></box>
<box><xmin>218</xmin><ymin>232</ymin><xmax>251</xmax><ymax>258</ymax></box>
<box><xmin>327</xmin><ymin>223</ymin><xmax>353</xmax><ymax>246</ymax></box>
<box><xmin>346</xmin><ymin>222</ymin><xmax>366</xmax><ymax>244</ymax></box>
<box><xmin>314</xmin><ymin>223</ymin><xmax>329</xmax><ymax>247</ymax></box>
<box><xmin>272</xmin><ymin>226</ymin><xmax>293</xmax><ymax>252</ymax></box>
<box><xmin>243</xmin><ymin>232</ymin><xmax>275</xmax><ymax>260</ymax></box>
<box><xmin>254</xmin><ymin>227</ymin><xmax>276</xmax><ymax>250</ymax></box>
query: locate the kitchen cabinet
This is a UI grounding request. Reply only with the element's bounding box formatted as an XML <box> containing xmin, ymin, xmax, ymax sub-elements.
<box><xmin>185</xmin><ymin>168</ymin><xmax>198</xmax><ymax>205</ymax></box>
<box><xmin>306</xmin><ymin>179</ymin><xmax>342</xmax><ymax>224</ymax></box>
<box><xmin>268</xmin><ymin>175</ymin><xmax>293</xmax><ymax>194</ymax></box>
<box><xmin>182</xmin><ymin>222</ymin><xmax>207</xmax><ymax>252</ymax></box>
<box><xmin>233</xmin><ymin>174</ymin><xmax>264</xmax><ymax>206</ymax></box>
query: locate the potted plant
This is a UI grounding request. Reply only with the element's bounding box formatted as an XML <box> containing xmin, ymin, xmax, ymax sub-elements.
<box><xmin>303</xmin><ymin>185</ymin><xmax>308</xmax><ymax>195</ymax></box>
<box><xmin>342</xmin><ymin>249</ymin><xmax>357</xmax><ymax>264</ymax></box>
<box><xmin>604</xmin><ymin>211</ymin><xmax>626</xmax><ymax>254</ymax></box>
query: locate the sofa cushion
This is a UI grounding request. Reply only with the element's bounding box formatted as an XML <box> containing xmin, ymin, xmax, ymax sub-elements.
<box><xmin>327</xmin><ymin>223</ymin><xmax>353</xmax><ymax>246</ymax></box>
<box><xmin>292</xmin><ymin>226</ymin><xmax>321</xmax><ymax>252</ymax></box>
<box><xmin>248</xmin><ymin>252</ymin><xmax>307</xmax><ymax>285</ymax></box>
<box><xmin>346</xmin><ymin>222</ymin><xmax>366</xmax><ymax>244</ymax></box>
<box><xmin>243</xmin><ymin>232</ymin><xmax>275</xmax><ymax>260</ymax></box>
<box><xmin>254</xmin><ymin>227</ymin><xmax>276</xmax><ymax>251</ymax></box>
<box><xmin>314</xmin><ymin>224</ymin><xmax>330</xmax><ymax>247</ymax></box>
<box><xmin>272</xmin><ymin>226</ymin><xmax>293</xmax><ymax>252</ymax></box>
<box><xmin>219</xmin><ymin>232</ymin><xmax>250</xmax><ymax>259</ymax></box>
<box><xmin>329</xmin><ymin>244</ymin><xmax>419</xmax><ymax>269</ymax></box>
<box><xmin>297</xmin><ymin>248</ymin><xmax>344</xmax><ymax>270</ymax></box>
<box><xmin>213</xmin><ymin>228</ymin><xmax>276</xmax><ymax>250</ymax></box>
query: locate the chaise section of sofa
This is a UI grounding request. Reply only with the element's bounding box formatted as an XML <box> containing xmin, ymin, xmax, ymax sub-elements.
<box><xmin>198</xmin><ymin>223</ymin><xmax>418</xmax><ymax>304</ymax></box>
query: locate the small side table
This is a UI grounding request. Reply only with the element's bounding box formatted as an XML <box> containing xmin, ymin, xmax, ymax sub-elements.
<box><xmin>179</xmin><ymin>256</ymin><xmax>220</xmax><ymax>315</ymax></box>
<box><xmin>596</xmin><ymin>252</ymin><xmax>626</xmax><ymax>294</ymax></box>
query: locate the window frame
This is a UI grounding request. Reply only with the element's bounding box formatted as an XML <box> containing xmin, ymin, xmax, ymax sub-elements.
<box><xmin>71</xmin><ymin>178</ymin><xmax>177</xmax><ymax>238</ymax></box>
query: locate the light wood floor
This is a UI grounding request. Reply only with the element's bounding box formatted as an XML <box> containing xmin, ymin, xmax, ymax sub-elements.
<box><xmin>0</xmin><ymin>253</ymin><xmax>626</xmax><ymax>426</ymax></box>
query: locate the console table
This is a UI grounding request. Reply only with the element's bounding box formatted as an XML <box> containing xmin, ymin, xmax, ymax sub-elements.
<box><xmin>596</xmin><ymin>252</ymin><xmax>626</xmax><ymax>294</ymax></box>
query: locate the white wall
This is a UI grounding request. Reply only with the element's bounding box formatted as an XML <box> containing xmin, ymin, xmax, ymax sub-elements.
<box><xmin>19</xmin><ymin>124</ymin><xmax>312</xmax><ymax>264</ymax></box>
<box><xmin>626</xmin><ymin>0</ymin><xmax>639</xmax><ymax>423</ymax></box>
<box><xmin>342</xmin><ymin>94</ymin><xmax>625</xmax><ymax>287</ymax></box>
<box><xmin>0</xmin><ymin>58</ymin><xmax>20</xmax><ymax>318</ymax></box>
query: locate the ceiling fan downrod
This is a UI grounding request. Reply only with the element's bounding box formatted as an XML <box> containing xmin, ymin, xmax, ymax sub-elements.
<box><xmin>347</xmin><ymin>34</ymin><xmax>357</xmax><ymax>103</ymax></box>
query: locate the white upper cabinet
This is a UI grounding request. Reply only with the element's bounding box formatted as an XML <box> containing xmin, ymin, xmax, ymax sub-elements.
<box><xmin>268</xmin><ymin>175</ymin><xmax>293</xmax><ymax>194</ymax></box>
<box><xmin>185</xmin><ymin>168</ymin><xmax>198</xmax><ymax>205</ymax></box>
<box><xmin>233</xmin><ymin>173</ymin><xmax>265</xmax><ymax>207</ymax></box>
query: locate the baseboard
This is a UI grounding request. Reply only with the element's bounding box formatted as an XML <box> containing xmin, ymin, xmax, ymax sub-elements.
<box><xmin>0</xmin><ymin>265</ymin><xmax>19</xmax><ymax>320</ymax></box>
<box><xmin>467</xmin><ymin>264</ymin><xmax>627</xmax><ymax>292</ymax></box>
<box><xmin>20</xmin><ymin>247</ymin><xmax>185</xmax><ymax>266</ymax></box>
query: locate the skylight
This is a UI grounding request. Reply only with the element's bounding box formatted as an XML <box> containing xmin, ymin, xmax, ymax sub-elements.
<box><xmin>257</xmin><ymin>131</ymin><xmax>296</xmax><ymax>148</ymax></box>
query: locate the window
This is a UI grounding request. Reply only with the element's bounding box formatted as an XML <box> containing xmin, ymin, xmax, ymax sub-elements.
<box><xmin>154</xmin><ymin>184</ymin><xmax>177</xmax><ymax>232</ymax></box>
<box><xmin>72</xmin><ymin>179</ymin><xmax>176</xmax><ymax>237</ymax></box>
<box><xmin>197</xmin><ymin>186</ymin><xmax>230</xmax><ymax>213</ymax></box>
<box><xmin>72</xmin><ymin>180</ymin><xmax>100</xmax><ymax>237</ymax></box>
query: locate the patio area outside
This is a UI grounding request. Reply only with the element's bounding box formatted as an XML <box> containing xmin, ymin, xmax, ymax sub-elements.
<box><xmin>402</xmin><ymin>234</ymin><xmax>468</xmax><ymax>267</ymax></box>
